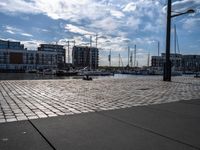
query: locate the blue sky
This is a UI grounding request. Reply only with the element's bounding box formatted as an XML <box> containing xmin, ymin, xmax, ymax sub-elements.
<box><xmin>0</xmin><ymin>0</ymin><xmax>200</xmax><ymax>66</ymax></box>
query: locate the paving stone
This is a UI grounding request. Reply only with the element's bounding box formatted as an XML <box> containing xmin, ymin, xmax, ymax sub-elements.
<box><xmin>0</xmin><ymin>76</ymin><xmax>200</xmax><ymax>123</ymax></box>
<box><xmin>6</xmin><ymin>118</ymin><xmax>17</xmax><ymax>122</ymax></box>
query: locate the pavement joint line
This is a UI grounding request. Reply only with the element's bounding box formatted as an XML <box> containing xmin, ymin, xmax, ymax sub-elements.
<box><xmin>28</xmin><ymin>119</ymin><xmax>57</xmax><ymax>150</ymax></box>
<box><xmin>97</xmin><ymin>110</ymin><xmax>200</xmax><ymax>150</ymax></box>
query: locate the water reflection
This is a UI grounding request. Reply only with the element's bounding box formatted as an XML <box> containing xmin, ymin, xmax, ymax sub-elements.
<box><xmin>0</xmin><ymin>73</ymin><xmax>117</xmax><ymax>80</ymax></box>
<box><xmin>0</xmin><ymin>73</ymin><xmax>159</xmax><ymax>80</ymax></box>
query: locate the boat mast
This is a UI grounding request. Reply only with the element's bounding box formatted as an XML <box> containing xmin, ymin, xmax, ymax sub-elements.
<box><xmin>134</xmin><ymin>45</ymin><xmax>136</xmax><ymax>67</ymax></box>
<box><xmin>90</xmin><ymin>35</ymin><xmax>92</xmax><ymax>70</ymax></box>
<box><xmin>118</xmin><ymin>53</ymin><xmax>121</xmax><ymax>67</ymax></box>
<box><xmin>67</xmin><ymin>41</ymin><xmax>70</xmax><ymax>63</ymax></box>
<box><xmin>108</xmin><ymin>49</ymin><xmax>111</xmax><ymax>67</ymax></box>
<box><xmin>158</xmin><ymin>41</ymin><xmax>160</xmax><ymax>56</ymax></box>
<box><xmin>147</xmin><ymin>51</ymin><xmax>150</xmax><ymax>67</ymax></box>
<box><xmin>174</xmin><ymin>24</ymin><xmax>176</xmax><ymax>55</ymax></box>
<box><xmin>127</xmin><ymin>46</ymin><xmax>130</xmax><ymax>67</ymax></box>
<box><xmin>130</xmin><ymin>51</ymin><xmax>133</xmax><ymax>67</ymax></box>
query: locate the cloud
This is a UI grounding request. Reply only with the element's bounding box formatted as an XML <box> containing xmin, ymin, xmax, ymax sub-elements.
<box><xmin>65</xmin><ymin>24</ymin><xmax>94</xmax><ymax>35</ymax></box>
<box><xmin>21</xmin><ymin>40</ymin><xmax>45</xmax><ymax>50</ymax></box>
<box><xmin>172</xmin><ymin>0</ymin><xmax>200</xmax><ymax>11</ymax></box>
<box><xmin>21</xmin><ymin>33</ymin><xmax>33</xmax><ymax>37</ymax></box>
<box><xmin>162</xmin><ymin>0</ymin><xmax>200</xmax><ymax>14</ymax></box>
<box><xmin>123</xmin><ymin>2</ymin><xmax>137</xmax><ymax>12</ymax></box>
<box><xmin>4</xmin><ymin>25</ymin><xmax>20</xmax><ymax>34</ymax></box>
<box><xmin>0</xmin><ymin>0</ymin><xmax>199</xmax><ymax>66</ymax></box>
<box><xmin>110</xmin><ymin>10</ymin><xmax>125</xmax><ymax>18</ymax></box>
<box><xmin>125</xmin><ymin>17</ymin><xmax>141</xmax><ymax>30</ymax></box>
<box><xmin>0</xmin><ymin>0</ymin><xmax>39</xmax><ymax>14</ymax></box>
<box><xmin>90</xmin><ymin>17</ymin><xmax>120</xmax><ymax>32</ymax></box>
<box><xmin>182</xmin><ymin>17</ymin><xmax>200</xmax><ymax>30</ymax></box>
<box><xmin>4</xmin><ymin>25</ymin><xmax>33</xmax><ymax>37</ymax></box>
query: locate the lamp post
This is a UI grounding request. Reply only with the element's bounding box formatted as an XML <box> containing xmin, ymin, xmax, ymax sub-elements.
<box><xmin>163</xmin><ymin>0</ymin><xmax>195</xmax><ymax>81</ymax></box>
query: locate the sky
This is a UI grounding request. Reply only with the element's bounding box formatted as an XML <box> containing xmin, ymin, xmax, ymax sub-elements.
<box><xmin>0</xmin><ymin>0</ymin><xmax>200</xmax><ymax>66</ymax></box>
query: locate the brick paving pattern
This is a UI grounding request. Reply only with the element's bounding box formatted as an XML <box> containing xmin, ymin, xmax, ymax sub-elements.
<box><xmin>0</xmin><ymin>76</ymin><xmax>200</xmax><ymax>123</ymax></box>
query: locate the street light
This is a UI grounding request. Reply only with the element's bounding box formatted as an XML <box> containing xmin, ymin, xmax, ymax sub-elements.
<box><xmin>163</xmin><ymin>0</ymin><xmax>195</xmax><ymax>81</ymax></box>
<box><xmin>171</xmin><ymin>9</ymin><xmax>195</xmax><ymax>18</ymax></box>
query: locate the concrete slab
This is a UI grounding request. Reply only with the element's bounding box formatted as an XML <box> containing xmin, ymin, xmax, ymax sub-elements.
<box><xmin>101</xmin><ymin>101</ymin><xmax>200</xmax><ymax>149</ymax></box>
<box><xmin>0</xmin><ymin>121</ymin><xmax>53</xmax><ymax>150</ymax></box>
<box><xmin>32</xmin><ymin>113</ymin><xmax>196</xmax><ymax>150</ymax></box>
<box><xmin>180</xmin><ymin>99</ymin><xmax>200</xmax><ymax>106</ymax></box>
<box><xmin>147</xmin><ymin>100</ymin><xmax>200</xmax><ymax>118</ymax></box>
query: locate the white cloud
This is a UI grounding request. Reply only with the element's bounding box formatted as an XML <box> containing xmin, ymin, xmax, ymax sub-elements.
<box><xmin>110</xmin><ymin>10</ymin><xmax>125</xmax><ymax>18</ymax></box>
<box><xmin>123</xmin><ymin>2</ymin><xmax>137</xmax><ymax>12</ymax></box>
<box><xmin>1</xmin><ymin>0</ymin><xmax>199</xmax><ymax>66</ymax></box>
<box><xmin>4</xmin><ymin>25</ymin><xmax>33</xmax><ymax>37</ymax></box>
<box><xmin>21</xmin><ymin>33</ymin><xmax>33</xmax><ymax>37</ymax></box>
<box><xmin>172</xmin><ymin>0</ymin><xmax>200</xmax><ymax>12</ymax></box>
<box><xmin>21</xmin><ymin>40</ymin><xmax>45</xmax><ymax>50</ymax></box>
<box><xmin>0</xmin><ymin>0</ymin><xmax>39</xmax><ymax>14</ymax></box>
<box><xmin>6</xmin><ymin>30</ymin><xmax>15</xmax><ymax>34</ymax></box>
<box><xmin>126</xmin><ymin>17</ymin><xmax>141</xmax><ymax>30</ymax></box>
<box><xmin>90</xmin><ymin>17</ymin><xmax>120</xmax><ymax>32</ymax></box>
<box><xmin>4</xmin><ymin>25</ymin><xmax>20</xmax><ymax>34</ymax></box>
<box><xmin>65</xmin><ymin>24</ymin><xmax>94</xmax><ymax>35</ymax></box>
<box><xmin>183</xmin><ymin>17</ymin><xmax>200</xmax><ymax>29</ymax></box>
<box><xmin>162</xmin><ymin>0</ymin><xmax>200</xmax><ymax>14</ymax></box>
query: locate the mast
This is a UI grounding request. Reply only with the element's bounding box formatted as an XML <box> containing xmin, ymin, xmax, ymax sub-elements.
<box><xmin>67</xmin><ymin>41</ymin><xmax>70</xmax><ymax>63</ymax></box>
<box><xmin>175</xmin><ymin>27</ymin><xmax>180</xmax><ymax>54</ymax></box>
<box><xmin>134</xmin><ymin>45</ymin><xmax>136</xmax><ymax>67</ymax></box>
<box><xmin>147</xmin><ymin>52</ymin><xmax>150</xmax><ymax>67</ymax></box>
<box><xmin>120</xmin><ymin>55</ymin><xmax>124</xmax><ymax>67</ymax></box>
<box><xmin>130</xmin><ymin>51</ymin><xmax>133</xmax><ymax>67</ymax></box>
<box><xmin>108</xmin><ymin>49</ymin><xmax>111</xmax><ymax>67</ymax></box>
<box><xmin>127</xmin><ymin>46</ymin><xmax>130</xmax><ymax>67</ymax></box>
<box><xmin>158</xmin><ymin>41</ymin><xmax>160</xmax><ymax>56</ymax></box>
<box><xmin>90</xmin><ymin>35</ymin><xmax>92</xmax><ymax>70</ymax></box>
<box><xmin>118</xmin><ymin>53</ymin><xmax>121</xmax><ymax>67</ymax></box>
<box><xmin>174</xmin><ymin>24</ymin><xmax>176</xmax><ymax>55</ymax></box>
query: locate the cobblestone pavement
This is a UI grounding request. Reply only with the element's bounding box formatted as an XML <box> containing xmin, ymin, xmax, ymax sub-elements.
<box><xmin>0</xmin><ymin>76</ymin><xmax>200</xmax><ymax>123</ymax></box>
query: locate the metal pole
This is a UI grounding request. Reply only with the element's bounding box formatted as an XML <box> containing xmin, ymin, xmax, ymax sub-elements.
<box><xmin>163</xmin><ymin>0</ymin><xmax>172</xmax><ymax>81</ymax></box>
<box><xmin>134</xmin><ymin>45</ymin><xmax>136</xmax><ymax>67</ymax></box>
<box><xmin>96</xmin><ymin>34</ymin><xmax>98</xmax><ymax>48</ymax></box>
<box><xmin>67</xmin><ymin>41</ymin><xmax>70</xmax><ymax>63</ymax></box>
<box><xmin>128</xmin><ymin>46</ymin><xmax>130</xmax><ymax>67</ymax></box>
<box><xmin>90</xmin><ymin>36</ymin><xmax>92</xmax><ymax>70</ymax></box>
<box><xmin>109</xmin><ymin>49</ymin><xmax>111</xmax><ymax>67</ymax></box>
<box><xmin>174</xmin><ymin>24</ymin><xmax>177</xmax><ymax>70</ymax></box>
<box><xmin>147</xmin><ymin>52</ymin><xmax>150</xmax><ymax>67</ymax></box>
<box><xmin>130</xmin><ymin>51</ymin><xmax>133</xmax><ymax>67</ymax></box>
<box><xmin>119</xmin><ymin>53</ymin><xmax>120</xmax><ymax>67</ymax></box>
<box><xmin>158</xmin><ymin>41</ymin><xmax>160</xmax><ymax>56</ymax></box>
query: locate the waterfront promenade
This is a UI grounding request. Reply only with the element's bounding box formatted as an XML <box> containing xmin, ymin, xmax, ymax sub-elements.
<box><xmin>0</xmin><ymin>76</ymin><xmax>200</xmax><ymax>149</ymax></box>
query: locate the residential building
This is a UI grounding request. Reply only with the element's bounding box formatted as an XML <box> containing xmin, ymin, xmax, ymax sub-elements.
<box><xmin>38</xmin><ymin>44</ymin><xmax>65</xmax><ymax>65</ymax></box>
<box><xmin>182</xmin><ymin>55</ymin><xmax>200</xmax><ymax>73</ymax></box>
<box><xmin>151</xmin><ymin>53</ymin><xmax>200</xmax><ymax>73</ymax></box>
<box><xmin>72</xmin><ymin>46</ymin><xmax>99</xmax><ymax>70</ymax></box>
<box><xmin>0</xmin><ymin>40</ymin><xmax>61</xmax><ymax>72</ymax></box>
